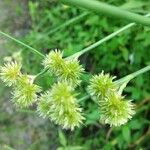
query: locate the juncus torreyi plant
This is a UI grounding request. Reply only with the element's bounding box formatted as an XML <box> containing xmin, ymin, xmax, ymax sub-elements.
<box><xmin>1</xmin><ymin>6</ymin><xmax>150</xmax><ymax>130</ymax></box>
<box><xmin>0</xmin><ymin>49</ymin><xmax>137</xmax><ymax>130</ymax></box>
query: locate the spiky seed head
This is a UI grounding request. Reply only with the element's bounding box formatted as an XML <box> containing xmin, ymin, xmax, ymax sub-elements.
<box><xmin>58</xmin><ymin>59</ymin><xmax>84</xmax><ymax>86</ymax></box>
<box><xmin>99</xmin><ymin>93</ymin><xmax>135</xmax><ymax>126</ymax></box>
<box><xmin>12</xmin><ymin>75</ymin><xmax>41</xmax><ymax>108</ymax></box>
<box><xmin>37</xmin><ymin>81</ymin><xmax>84</xmax><ymax>130</ymax></box>
<box><xmin>43</xmin><ymin>49</ymin><xmax>65</xmax><ymax>75</ymax></box>
<box><xmin>37</xmin><ymin>92</ymin><xmax>51</xmax><ymax>118</ymax></box>
<box><xmin>0</xmin><ymin>61</ymin><xmax>21</xmax><ymax>86</ymax></box>
<box><xmin>43</xmin><ymin>50</ymin><xmax>84</xmax><ymax>87</ymax></box>
<box><xmin>88</xmin><ymin>71</ymin><xmax>116</xmax><ymax>98</ymax></box>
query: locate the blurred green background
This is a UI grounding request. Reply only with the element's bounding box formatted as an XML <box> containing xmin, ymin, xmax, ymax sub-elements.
<box><xmin>0</xmin><ymin>0</ymin><xmax>150</xmax><ymax>150</ymax></box>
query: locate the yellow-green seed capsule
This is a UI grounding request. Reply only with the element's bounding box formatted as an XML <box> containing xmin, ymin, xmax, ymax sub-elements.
<box><xmin>43</xmin><ymin>49</ymin><xmax>65</xmax><ymax>75</ymax></box>
<box><xmin>99</xmin><ymin>93</ymin><xmax>135</xmax><ymax>126</ymax></box>
<box><xmin>58</xmin><ymin>58</ymin><xmax>84</xmax><ymax>86</ymax></box>
<box><xmin>43</xmin><ymin>50</ymin><xmax>84</xmax><ymax>87</ymax></box>
<box><xmin>88</xmin><ymin>71</ymin><xmax>116</xmax><ymax>98</ymax></box>
<box><xmin>37</xmin><ymin>81</ymin><xmax>84</xmax><ymax>130</ymax></box>
<box><xmin>0</xmin><ymin>61</ymin><xmax>21</xmax><ymax>86</ymax></box>
<box><xmin>12</xmin><ymin>75</ymin><xmax>41</xmax><ymax>108</ymax></box>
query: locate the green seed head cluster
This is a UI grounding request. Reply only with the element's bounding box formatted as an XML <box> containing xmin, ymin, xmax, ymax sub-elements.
<box><xmin>43</xmin><ymin>50</ymin><xmax>65</xmax><ymax>75</ymax></box>
<box><xmin>0</xmin><ymin>61</ymin><xmax>21</xmax><ymax>86</ymax></box>
<box><xmin>88</xmin><ymin>71</ymin><xmax>116</xmax><ymax>97</ymax></box>
<box><xmin>0</xmin><ymin>61</ymin><xmax>41</xmax><ymax>108</ymax></box>
<box><xmin>37</xmin><ymin>81</ymin><xmax>84</xmax><ymax>130</ymax></box>
<box><xmin>89</xmin><ymin>72</ymin><xmax>135</xmax><ymax>126</ymax></box>
<box><xmin>12</xmin><ymin>75</ymin><xmax>41</xmax><ymax>108</ymax></box>
<box><xmin>43</xmin><ymin>50</ymin><xmax>84</xmax><ymax>86</ymax></box>
<box><xmin>100</xmin><ymin>93</ymin><xmax>135</xmax><ymax>126</ymax></box>
<box><xmin>1</xmin><ymin>51</ymin><xmax>137</xmax><ymax>130</ymax></box>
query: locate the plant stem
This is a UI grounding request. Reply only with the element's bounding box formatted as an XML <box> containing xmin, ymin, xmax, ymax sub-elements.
<box><xmin>68</xmin><ymin>13</ymin><xmax>150</xmax><ymax>59</ymax></box>
<box><xmin>61</xmin><ymin>0</ymin><xmax>150</xmax><ymax>26</ymax></box>
<box><xmin>69</xmin><ymin>23</ymin><xmax>135</xmax><ymax>59</ymax></box>
<box><xmin>0</xmin><ymin>30</ymin><xmax>45</xmax><ymax>58</ymax></box>
<box><xmin>115</xmin><ymin>65</ymin><xmax>150</xmax><ymax>85</ymax></box>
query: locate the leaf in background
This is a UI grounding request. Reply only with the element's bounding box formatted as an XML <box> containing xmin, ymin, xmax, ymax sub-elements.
<box><xmin>129</xmin><ymin>119</ymin><xmax>142</xmax><ymax>130</ymax></box>
<box><xmin>121</xmin><ymin>0</ymin><xmax>147</xmax><ymax>10</ymax></box>
<box><xmin>58</xmin><ymin>130</ymin><xmax>67</xmax><ymax>147</ymax></box>
<box><xmin>122</xmin><ymin>125</ymin><xmax>131</xmax><ymax>143</ymax></box>
<box><xmin>86</xmin><ymin>109</ymin><xmax>99</xmax><ymax>125</ymax></box>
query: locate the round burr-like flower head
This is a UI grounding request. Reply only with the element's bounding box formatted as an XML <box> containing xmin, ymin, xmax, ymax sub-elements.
<box><xmin>58</xmin><ymin>59</ymin><xmax>84</xmax><ymax>86</ymax></box>
<box><xmin>43</xmin><ymin>50</ymin><xmax>84</xmax><ymax>87</ymax></box>
<box><xmin>12</xmin><ymin>75</ymin><xmax>41</xmax><ymax>108</ymax></box>
<box><xmin>37</xmin><ymin>81</ymin><xmax>84</xmax><ymax>130</ymax></box>
<box><xmin>37</xmin><ymin>92</ymin><xmax>51</xmax><ymax>118</ymax></box>
<box><xmin>88</xmin><ymin>71</ymin><xmax>116</xmax><ymax>97</ymax></box>
<box><xmin>0</xmin><ymin>61</ymin><xmax>21</xmax><ymax>86</ymax></box>
<box><xmin>99</xmin><ymin>93</ymin><xmax>135</xmax><ymax>126</ymax></box>
<box><xmin>43</xmin><ymin>49</ymin><xmax>65</xmax><ymax>75</ymax></box>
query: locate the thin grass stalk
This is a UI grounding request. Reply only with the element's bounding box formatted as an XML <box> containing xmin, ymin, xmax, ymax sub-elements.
<box><xmin>61</xmin><ymin>0</ymin><xmax>150</xmax><ymax>26</ymax></box>
<box><xmin>0</xmin><ymin>30</ymin><xmax>45</xmax><ymax>58</ymax></box>
<box><xmin>115</xmin><ymin>65</ymin><xmax>150</xmax><ymax>85</ymax></box>
<box><xmin>68</xmin><ymin>13</ymin><xmax>150</xmax><ymax>59</ymax></box>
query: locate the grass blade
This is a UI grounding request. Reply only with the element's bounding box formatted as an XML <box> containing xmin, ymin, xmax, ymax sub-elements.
<box><xmin>68</xmin><ymin>13</ymin><xmax>150</xmax><ymax>59</ymax></box>
<box><xmin>0</xmin><ymin>30</ymin><xmax>45</xmax><ymax>58</ymax></box>
<box><xmin>61</xmin><ymin>0</ymin><xmax>150</xmax><ymax>26</ymax></box>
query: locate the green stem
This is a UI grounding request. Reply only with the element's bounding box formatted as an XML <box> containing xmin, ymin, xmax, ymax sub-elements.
<box><xmin>61</xmin><ymin>0</ymin><xmax>150</xmax><ymax>26</ymax></box>
<box><xmin>68</xmin><ymin>13</ymin><xmax>150</xmax><ymax>59</ymax></box>
<box><xmin>115</xmin><ymin>65</ymin><xmax>150</xmax><ymax>85</ymax></box>
<box><xmin>80</xmin><ymin>65</ymin><xmax>150</xmax><ymax>102</ymax></box>
<box><xmin>68</xmin><ymin>22</ymin><xmax>135</xmax><ymax>59</ymax></box>
<box><xmin>0</xmin><ymin>30</ymin><xmax>45</xmax><ymax>58</ymax></box>
<box><xmin>34</xmin><ymin>68</ymin><xmax>48</xmax><ymax>81</ymax></box>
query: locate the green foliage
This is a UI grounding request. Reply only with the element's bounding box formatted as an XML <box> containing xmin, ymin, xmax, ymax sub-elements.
<box><xmin>0</xmin><ymin>0</ymin><xmax>150</xmax><ymax>150</ymax></box>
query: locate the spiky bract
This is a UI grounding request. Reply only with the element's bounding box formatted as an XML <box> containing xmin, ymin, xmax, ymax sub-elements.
<box><xmin>12</xmin><ymin>75</ymin><xmax>41</xmax><ymax>108</ymax></box>
<box><xmin>88</xmin><ymin>72</ymin><xmax>116</xmax><ymax>97</ymax></box>
<box><xmin>99</xmin><ymin>93</ymin><xmax>135</xmax><ymax>126</ymax></box>
<box><xmin>0</xmin><ymin>61</ymin><xmax>21</xmax><ymax>86</ymax></box>
<box><xmin>37</xmin><ymin>81</ymin><xmax>84</xmax><ymax>130</ymax></box>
